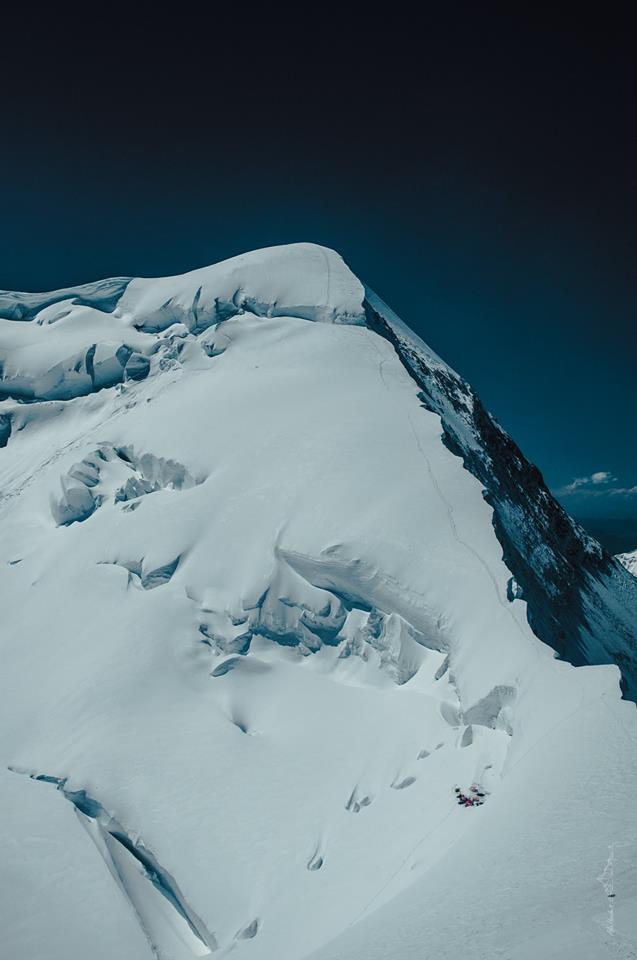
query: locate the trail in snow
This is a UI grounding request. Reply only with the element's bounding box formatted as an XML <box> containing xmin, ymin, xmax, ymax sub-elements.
<box><xmin>2</xmin><ymin>244</ymin><xmax>635</xmax><ymax>960</ymax></box>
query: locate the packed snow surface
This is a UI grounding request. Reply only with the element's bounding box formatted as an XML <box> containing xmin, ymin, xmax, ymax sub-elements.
<box><xmin>618</xmin><ymin>550</ymin><xmax>637</xmax><ymax>577</ymax></box>
<box><xmin>1</xmin><ymin>244</ymin><xmax>636</xmax><ymax>960</ymax></box>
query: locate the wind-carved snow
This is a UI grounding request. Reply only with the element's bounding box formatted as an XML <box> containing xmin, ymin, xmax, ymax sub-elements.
<box><xmin>50</xmin><ymin>444</ymin><xmax>201</xmax><ymax>526</ymax></box>
<box><xmin>1</xmin><ymin>243</ymin><xmax>636</xmax><ymax>960</ymax></box>
<box><xmin>0</xmin><ymin>333</ymin><xmax>150</xmax><ymax>402</ymax></box>
<box><xmin>196</xmin><ymin>549</ymin><xmax>427</xmax><ymax>684</ymax></box>
<box><xmin>8</xmin><ymin>768</ymin><xmax>217</xmax><ymax>959</ymax></box>
<box><xmin>0</xmin><ymin>277</ymin><xmax>131</xmax><ymax>322</ymax></box>
<box><xmin>120</xmin><ymin>243</ymin><xmax>366</xmax><ymax>333</ymax></box>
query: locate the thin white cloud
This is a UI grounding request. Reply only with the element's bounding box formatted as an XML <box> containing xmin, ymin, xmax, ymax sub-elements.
<box><xmin>557</xmin><ymin>471</ymin><xmax>616</xmax><ymax>495</ymax></box>
<box><xmin>608</xmin><ymin>486</ymin><xmax>637</xmax><ymax>497</ymax></box>
<box><xmin>555</xmin><ymin>471</ymin><xmax>637</xmax><ymax>499</ymax></box>
<box><xmin>590</xmin><ymin>471</ymin><xmax>614</xmax><ymax>484</ymax></box>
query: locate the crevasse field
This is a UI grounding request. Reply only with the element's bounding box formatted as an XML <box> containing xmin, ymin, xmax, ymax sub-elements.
<box><xmin>1</xmin><ymin>244</ymin><xmax>636</xmax><ymax>960</ymax></box>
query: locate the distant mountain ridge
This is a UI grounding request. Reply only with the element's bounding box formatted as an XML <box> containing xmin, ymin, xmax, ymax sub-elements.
<box><xmin>575</xmin><ymin>515</ymin><xmax>637</xmax><ymax>555</ymax></box>
<box><xmin>618</xmin><ymin>550</ymin><xmax>637</xmax><ymax>577</ymax></box>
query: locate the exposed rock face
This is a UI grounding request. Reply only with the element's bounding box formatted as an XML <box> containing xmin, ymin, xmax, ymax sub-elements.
<box><xmin>364</xmin><ymin>288</ymin><xmax>637</xmax><ymax>697</ymax></box>
<box><xmin>1</xmin><ymin>244</ymin><xmax>635</xmax><ymax>960</ymax></box>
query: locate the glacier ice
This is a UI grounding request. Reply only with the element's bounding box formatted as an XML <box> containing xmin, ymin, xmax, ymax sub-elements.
<box><xmin>1</xmin><ymin>242</ymin><xmax>636</xmax><ymax>960</ymax></box>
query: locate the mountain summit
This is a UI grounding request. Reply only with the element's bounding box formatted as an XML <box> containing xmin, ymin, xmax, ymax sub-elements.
<box><xmin>1</xmin><ymin>244</ymin><xmax>636</xmax><ymax>959</ymax></box>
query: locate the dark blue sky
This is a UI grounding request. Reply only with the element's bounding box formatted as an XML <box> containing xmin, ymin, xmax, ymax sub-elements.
<box><xmin>1</xmin><ymin>11</ymin><xmax>635</xmax><ymax>540</ymax></box>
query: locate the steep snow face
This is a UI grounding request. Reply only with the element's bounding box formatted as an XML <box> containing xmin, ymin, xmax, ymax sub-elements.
<box><xmin>1</xmin><ymin>244</ymin><xmax>636</xmax><ymax>960</ymax></box>
<box><xmin>364</xmin><ymin>291</ymin><xmax>637</xmax><ymax>697</ymax></box>
<box><xmin>618</xmin><ymin>550</ymin><xmax>637</xmax><ymax>577</ymax></box>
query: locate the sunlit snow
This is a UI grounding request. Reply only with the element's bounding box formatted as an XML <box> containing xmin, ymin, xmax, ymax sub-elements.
<box><xmin>1</xmin><ymin>244</ymin><xmax>635</xmax><ymax>960</ymax></box>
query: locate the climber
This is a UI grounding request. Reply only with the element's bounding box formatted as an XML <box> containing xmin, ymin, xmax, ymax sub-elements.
<box><xmin>454</xmin><ymin>785</ymin><xmax>486</xmax><ymax>807</ymax></box>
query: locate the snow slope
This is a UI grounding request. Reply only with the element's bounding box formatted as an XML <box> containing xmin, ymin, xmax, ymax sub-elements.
<box><xmin>618</xmin><ymin>550</ymin><xmax>637</xmax><ymax>577</ymax></box>
<box><xmin>1</xmin><ymin>243</ymin><xmax>636</xmax><ymax>960</ymax></box>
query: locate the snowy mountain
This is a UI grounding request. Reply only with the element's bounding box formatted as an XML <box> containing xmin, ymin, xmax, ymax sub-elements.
<box><xmin>1</xmin><ymin>243</ymin><xmax>636</xmax><ymax>960</ymax></box>
<box><xmin>618</xmin><ymin>550</ymin><xmax>637</xmax><ymax>577</ymax></box>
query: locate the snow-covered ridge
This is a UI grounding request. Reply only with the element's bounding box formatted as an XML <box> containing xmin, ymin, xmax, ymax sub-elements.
<box><xmin>0</xmin><ymin>244</ymin><xmax>364</xmax><ymax>406</ymax></box>
<box><xmin>1</xmin><ymin>243</ymin><xmax>636</xmax><ymax>960</ymax></box>
<box><xmin>364</xmin><ymin>289</ymin><xmax>637</xmax><ymax>699</ymax></box>
<box><xmin>4</xmin><ymin>241</ymin><xmax>634</xmax><ymax>693</ymax></box>
<box><xmin>618</xmin><ymin>550</ymin><xmax>637</xmax><ymax>576</ymax></box>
